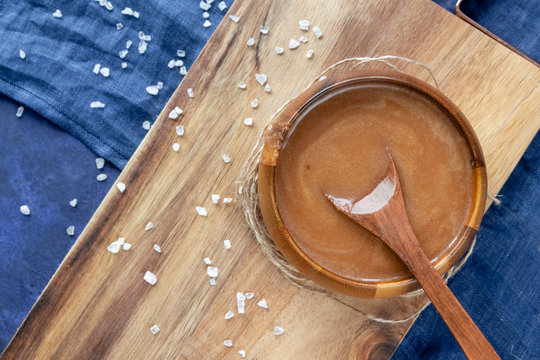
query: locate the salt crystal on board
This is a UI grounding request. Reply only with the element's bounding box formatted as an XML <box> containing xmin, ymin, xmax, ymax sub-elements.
<box><xmin>144</xmin><ymin>271</ymin><xmax>157</xmax><ymax>285</ymax></box>
<box><xmin>243</xmin><ymin>117</ymin><xmax>253</xmax><ymax>126</ymax></box>
<box><xmin>260</xmin><ymin>26</ymin><xmax>269</xmax><ymax>34</ymax></box>
<box><xmin>223</xmin><ymin>198</ymin><xmax>233</xmax><ymax>204</ymax></box>
<box><xmin>150</xmin><ymin>325</ymin><xmax>160</xmax><ymax>335</ymax></box>
<box><xmin>209</xmin><ymin>278</ymin><xmax>216</xmax><ymax>286</ymax></box>
<box><xmin>52</xmin><ymin>9</ymin><xmax>62</xmax><ymax>18</ymax></box>
<box><xmin>187</xmin><ymin>88</ymin><xmax>194</xmax><ymax>98</ymax></box>
<box><xmin>224</xmin><ymin>339</ymin><xmax>233</xmax><ymax>347</ymax></box>
<box><xmin>19</xmin><ymin>50</ymin><xmax>26</xmax><ymax>59</ymax></box>
<box><xmin>229</xmin><ymin>14</ymin><xmax>240</xmax><ymax>22</ymax></box>
<box><xmin>306</xmin><ymin>49</ymin><xmax>314</xmax><ymax>59</ymax></box>
<box><xmin>313</xmin><ymin>26</ymin><xmax>323</xmax><ymax>39</ymax></box>
<box><xmin>69</xmin><ymin>199</ymin><xmax>77</xmax><ymax>207</ymax></box>
<box><xmin>225</xmin><ymin>311</ymin><xmax>235</xmax><ymax>319</ymax></box>
<box><xmin>238</xmin><ymin>350</ymin><xmax>246</xmax><ymax>358</ymax></box>
<box><xmin>236</xmin><ymin>292</ymin><xmax>246</xmax><ymax>314</ymax></box>
<box><xmin>176</xmin><ymin>125</ymin><xmax>184</xmax><ymax>136</ymax></box>
<box><xmin>257</xmin><ymin>298</ymin><xmax>268</xmax><ymax>309</ymax></box>
<box><xmin>246</xmin><ymin>38</ymin><xmax>255</xmax><ymax>47</ymax></box>
<box><xmin>211</xmin><ymin>194</ymin><xmax>220</xmax><ymax>204</ymax></box>
<box><xmin>108</xmin><ymin>240</ymin><xmax>121</xmax><ymax>253</ymax></box>
<box><xmin>95</xmin><ymin>157</ymin><xmax>105</xmax><ymax>169</ymax></box>
<box><xmin>153</xmin><ymin>244</ymin><xmax>162</xmax><ymax>253</ymax></box>
<box><xmin>289</xmin><ymin>38</ymin><xmax>300</xmax><ymax>49</ymax></box>
<box><xmin>222</xmin><ymin>154</ymin><xmax>231</xmax><ymax>163</ymax></box>
<box><xmin>245</xmin><ymin>292</ymin><xmax>254</xmax><ymax>299</ymax></box>
<box><xmin>274</xmin><ymin>326</ymin><xmax>285</xmax><ymax>335</ymax></box>
<box><xmin>122</xmin><ymin>243</ymin><xmax>132</xmax><ymax>250</ymax></box>
<box><xmin>16</xmin><ymin>106</ymin><xmax>24</xmax><ymax>117</ymax></box>
<box><xmin>250</xmin><ymin>99</ymin><xmax>258</xmax><ymax>108</ymax></box>
<box><xmin>207</xmin><ymin>266</ymin><xmax>219</xmax><ymax>278</ymax></box>
<box><xmin>223</xmin><ymin>239</ymin><xmax>231</xmax><ymax>249</ymax></box>
<box><xmin>97</xmin><ymin>173</ymin><xmax>108</xmax><ymax>181</ymax></box>
<box><xmin>196</xmin><ymin>206</ymin><xmax>208</xmax><ymax>216</ymax></box>
<box><xmin>275</xmin><ymin>46</ymin><xmax>284</xmax><ymax>55</ymax></box>
<box><xmin>238</xmin><ymin>82</ymin><xmax>247</xmax><ymax>89</ymax></box>
<box><xmin>117</xmin><ymin>238</ymin><xmax>125</xmax><ymax>245</ymax></box>
<box><xmin>172</xmin><ymin>143</ymin><xmax>180</xmax><ymax>152</ymax></box>
<box><xmin>204</xmin><ymin>257</ymin><xmax>212</xmax><ymax>265</ymax></box>
<box><xmin>116</xmin><ymin>182</ymin><xmax>126</xmax><ymax>193</ymax></box>
<box><xmin>299</xmin><ymin>19</ymin><xmax>310</xmax><ymax>31</ymax></box>
<box><xmin>145</xmin><ymin>222</ymin><xmax>153</xmax><ymax>230</ymax></box>
<box><xmin>264</xmin><ymin>84</ymin><xmax>271</xmax><ymax>93</ymax></box>
<box><xmin>90</xmin><ymin>101</ymin><xmax>105</xmax><ymax>108</ymax></box>
<box><xmin>255</xmin><ymin>73</ymin><xmax>267</xmax><ymax>85</ymax></box>
<box><xmin>20</xmin><ymin>205</ymin><xmax>30</xmax><ymax>215</ymax></box>
<box><xmin>299</xmin><ymin>35</ymin><xmax>308</xmax><ymax>44</ymax></box>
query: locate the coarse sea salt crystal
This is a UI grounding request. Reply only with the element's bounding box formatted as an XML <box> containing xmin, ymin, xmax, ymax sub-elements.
<box><xmin>153</xmin><ymin>244</ymin><xmax>162</xmax><ymax>253</ymax></box>
<box><xmin>187</xmin><ymin>88</ymin><xmax>194</xmax><ymax>98</ymax></box>
<box><xmin>121</xmin><ymin>62</ymin><xmax>127</xmax><ymax>69</ymax></box>
<box><xmin>19</xmin><ymin>49</ymin><xmax>26</xmax><ymax>59</ymax></box>
<box><xmin>126</xmin><ymin>40</ymin><xmax>132</xmax><ymax>49</ymax></box>
<box><xmin>246</xmin><ymin>38</ymin><xmax>255</xmax><ymax>47</ymax></box>
<box><xmin>218</xmin><ymin>1</ymin><xmax>227</xmax><ymax>10</ymax></box>
<box><xmin>117</xmin><ymin>237</ymin><xmax>125</xmax><ymax>245</ymax></box>
<box><xmin>167</xmin><ymin>60</ymin><xmax>175</xmax><ymax>69</ymax></box>
<box><xmin>243</xmin><ymin>117</ymin><xmax>253</xmax><ymax>126</ymax></box>
<box><xmin>260</xmin><ymin>26</ymin><xmax>269</xmax><ymax>34</ymax></box>
<box><xmin>204</xmin><ymin>257</ymin><xmax>212</xmax><ymax>265</ymax></box>
<box><xmin>176</xmin><ymin>125</ymin><xmax>184</xmax><ymax>136</ymax></box>
<box><xmin>203</xmin><ymin>20</ymin><xmax>211</xmax><ymax>28</ymax></box>
<box><xmin>257</xmin><ymin>298</ymin><xmax>268</xmax><ymax>309</ymax></box>
<box><xmin>202</xmin><ymin>12</ymin><xmax>209</xmax><ymax>19</ymax></box>
<box><xmin>116</xmin><ymin>23</ymin><xmax>123</xmax><ymax>30</ymax></box>
<box><xmin>157</xmin><ymin>82</ymin><xmax>163</xmax><ymax>90</ymax></box>
<box><xmin>211</xmin><ymin>194</ymin><xmax>220</xmax><ymax>204</ymax></box>
<box><xmin>306</xmin><ymin>49</ymin><xmax>314</xmax><ymax>59</ymax></box>
<box><xmin>275</xmin><ymin>46</ymin><xmax>284</xmax><ymax>55</ymax></box>
<box><xmin>313</xmin><ymin>26</ymin><xmax>323</xmax><ymax>39</ymax></box>
<box><xmin>108</xmin><ymin>240</ymin><xmax>121</xmax><ymax>253</ymax></box>
<box><xmin>289</xmin><ymin>38</ymin><xmax>300</xmax><ymax>49</ymax></box>
<box><xmin>69</xmin><ymin>198</ymin><xmax>77</xmax><ymax>207</ymax></box>
<box><xmin>238</xmin><ymin>82</ymin><xmax>246</xmax><ymax>89</ymax></box>
<box><xmin>150</xmin><ymin>325</ymin><xmax>160</xmax><ymax>335</ymax></box>
<box><xmin>299</xmin><ymin>35</ymin><xmax>308</xmax><ymax>43</ymax></box>
<box><xmin>229</xmin><ymin>14</ymin><xmax>240</xmax><ymax>22</ymax></box>
<box><xmin>138</xmin><ymin>40</ymin><xmax>148</xmax><ymax>54</ymax></box>
<box><xmin>99</xmin><ymin>67</ymin><xmax>110</xmax><ymax>77</ymax></box>
<box><xmin>53</xmin><ymin>9</ymin><xmax>62</xmax><ymax>18</ymax></box>
<box><xmin>207</xmin><ymin>266</ymin><xmax>218</xmax><ymax>278</ymax></box>
<box><xmin>168</xmin><ymin>107</ymin><xmax>181</xmax><ymax>119</ymax></box>
<box><xmin>238</xmin><ymin>185</ymin><xmax>243</xmax><ymax>194</ymax></box>
<box><xmin>200</xmin><ymin>1</ymin><xmax>211</xmax><ymax>10</ymax></box>
<box><xmin>123</xmin><ymin>243</ymin><xmax>132</xmax><ymax>250</ymax></box>
<box><xmin>209</xmin><ymin>278</ymin><xmax>216</xmax><ymax>286</ymax></box>
<box><xmin>222</xmin><ymin>154</ymin><xmax>231</xmax><ymax>163</ymax></box>
<box><xmin>274</xmin><ymin>326</ymin><xmax>285</xmax><ymax>336</ymax></box>
<box><xmin>20</xmin><ymin>205</ymin><xmax>30</xmax><ymax>215</ymax></box>
<box><xmin>299</xmin><ymin>19</ymin><xmax>310</xmax><ymax>31</ymax></box>
<box><xmin>121</xmin><ymin>7</ymin><xmax>134</xmax><ymax>16</ymax></box>
<box><xmin>16</xmin><ymin>106</ymin><xmax>24</xmax><ymax>118</ymax></box>
<box><xmin>223</xmin><ymin>198</ymin><xmax>233</xmax><ymax>203</ymax></box>
<box><xmin>146</xmin><ymin>85</ymin><xmax>159</xmax><ymax>95</ymax></box>
<box><xmin>172</xmin><ymin>143</ymin><xmax>180</xmax><ymax>152</ymax></box>
<box><xmin>142</xmin><ymin>121</ymin><xmax>151</xmax><ymax>130</ymax></box>
<box><xmin>117</xmin><ymin>182</ymin><xmax>126</xmax><ymax>193</ymax></box>
<box><xmin>95</xmin><ymin>157</ymin><xmax>105</xmax><ymax>169</ymax></box>
<box><xmin>90</xmin><ymin>101</ymin><xmax>105</xmax><ymax>108</ymax></box>
<box><xmin>255</xmin><ymin>73</ymin><xmax>267</xmax><ymax>85</ymax></box>
<box><xmin>119</xmin><ymin>49</ymin><xmax>128</xmax><ymax>59</ymax></box>
<box><xmin>93</xmin><ymin>63</ymin><xmax>101</xmax><ymax>74</ymax></box>
<box><xmin>236</xmin><ymin>292</ymin><xmax>246</xmax><ymax>314</ymax></box>
<box><xmin>105</xmin><ymin>1</ymin><xmax>113</xmax><ymax>11</ymax></box>
<box><xmin>66</xmin><ymin>226</ymin><xmax>75</xmax><ymax>236</ymax></box>
<box><xmin>180</xmin><ymin>66</ymin><xmax>187</xmax><ymax>75</ymax></box>
<box><xmin>177</xmin><ymin>49</ymin><xmax>186</xmax><ymax>57</ymax></box>
<box><xmin>97</xmin><ymin>173</ymin><xmax>108</xmax><ymax>181</ymax></box>
<box><xmin>145</xmin><ymin>222</ymin><xmax>153</xmax><ymax>230</ymax></box>
<box><xmin>223</xmin><ymin>239</ymin><xmax>231</xmax><ymax>249</ymax></box>
<box><xmin>245</xmin><ymin>292</ymin><xmax>254</xmax><ymax>299</ymax></box>
<box><xmin>196</xmin><ymin>206</ymin><xmax>207</xmax><ymax>216</ymax></box>
<box><xmin>239</xmin><ymin>350</ymin><xmax>246</xmax><ymax>358</ymax></box>
<box><xmin>174</xmin><ymin>59</ymin><xmax>184</xmax><ymax>67</ymax></box>
<box><xmin>224</xmin><ymin>340</ymin><xmax>233</xmax><ymax>347</ymax></box>
<box><xmin>144</xmin><ymin>271</ymin><xmax>157</xmax><ymax>285</ymax></box>
<box><xmin>251</xmin><ymin>99</ymin><xmax>258</xmax><ymax>108</ymax></box>
<box><xmin>264</xmin><ymin>84</ymin><xmax>271</xmax><ymax>93</ymax></box>
<box><xmin>225</xmin><ymin>311</ymin><xmax>235</xmax><ymax>319</ymax></box>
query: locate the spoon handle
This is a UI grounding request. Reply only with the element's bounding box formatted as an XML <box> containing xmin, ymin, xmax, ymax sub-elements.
<box><xmin>396</xmin><ymin>229</ymin><xmax>500</xmax><ymax>360</ymax></box>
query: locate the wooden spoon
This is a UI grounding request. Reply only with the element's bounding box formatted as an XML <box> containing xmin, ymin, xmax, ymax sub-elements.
<box><xmin>326</xmin><ymin>150</ymin><xmax>499</xmax><ymax>360</ymax></box>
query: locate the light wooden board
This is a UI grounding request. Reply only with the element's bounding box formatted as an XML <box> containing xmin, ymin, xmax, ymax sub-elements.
<box><xmin>3</xmin><ymin>0</ymin><xmax>539</xmax><ymax>359</ymax></box>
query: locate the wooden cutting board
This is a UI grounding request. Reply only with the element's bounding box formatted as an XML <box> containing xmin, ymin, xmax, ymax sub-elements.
<box><xmin>4</xmin><ymin>0</ymin><xmax>539</xmax><ymax>359</ymax></box>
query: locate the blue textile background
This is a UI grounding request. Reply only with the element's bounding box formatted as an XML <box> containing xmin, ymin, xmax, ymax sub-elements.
<box><xmin>0</xmin><ymin>0</ymin><xmax>538</xmax><ymax>357</ymax></box>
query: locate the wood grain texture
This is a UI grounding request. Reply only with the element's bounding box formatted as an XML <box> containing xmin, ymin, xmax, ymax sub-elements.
<box><xmin>3</xmin><ymin>0</ymin><xmax>540</xmax><ymax>359</ymax></box>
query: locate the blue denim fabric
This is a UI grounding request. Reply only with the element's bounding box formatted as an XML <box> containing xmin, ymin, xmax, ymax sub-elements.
<box><xmin>0</xmin><ymin>0</ymin><xmax>229</xmax><ymax>169</ymax></box>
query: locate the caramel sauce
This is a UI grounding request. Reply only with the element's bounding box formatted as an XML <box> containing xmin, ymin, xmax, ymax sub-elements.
<box><xmin>274</xmin><ymin>84</ymin><xmax>473</xmax><ymax>282</ymax></box>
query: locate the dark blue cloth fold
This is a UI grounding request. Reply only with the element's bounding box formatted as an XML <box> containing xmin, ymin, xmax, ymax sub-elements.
<box><xmin>0</xmin><ymin>0</ymin><xmax>229</xmax><ymax>169</ymax></box>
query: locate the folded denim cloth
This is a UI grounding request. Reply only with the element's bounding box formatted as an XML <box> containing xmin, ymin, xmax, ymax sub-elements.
<box><xmin>0</xmin><ymin>0</ymin><xmax>230</xmax><ymax>169</ymax></box>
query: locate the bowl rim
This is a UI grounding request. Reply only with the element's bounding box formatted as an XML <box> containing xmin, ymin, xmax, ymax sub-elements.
<box><xmin>257</xmin><ymin>69</ymin><xmax>487</xmax><ymax>298</ymax></box>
